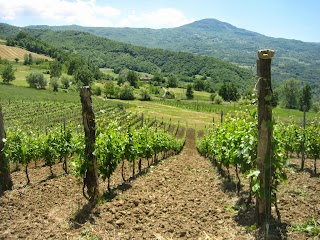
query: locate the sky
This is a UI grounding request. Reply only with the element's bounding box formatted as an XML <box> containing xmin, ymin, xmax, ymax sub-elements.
<box><xmin>0</xmin><ymin>0</ymin><xmax>319</xmax><ymax>43</ymax></box>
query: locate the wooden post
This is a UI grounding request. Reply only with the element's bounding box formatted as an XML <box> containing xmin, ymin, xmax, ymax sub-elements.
<box><xmin>301</xmin><ymin>105</ymin><xmax>306</xmax><ymax>170</ymax></box>
<box><xmin>80</xmin><ymin>87</ymin><xmax>99</xmax><ymax>203</ymax></box>
<box><xmin>0</xmin><ymin>104</ymin><xmax>13</xmax><ymax>194</ymax></box>
<box><xmin>256</xmin><ymin>49</ymin><xmax>275</xmax><ymax>234</ymax></box>
<box><xmin>141</xmin><ymin>113</ymin><xmax>144</xmax><ymax>127</ymax></box>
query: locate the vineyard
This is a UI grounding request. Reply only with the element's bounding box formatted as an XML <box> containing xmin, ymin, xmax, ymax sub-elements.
<box><xmin>0</xmin><ymin>96</ymin><xmax>320</xmax><ymax>239</ymax></box>
<box><xmin>153</xmin><ymin>99</ymin><xmax>245</xmax><ymax>114</ymax></box>
<box><xmin>0</xmin><ymin>98</ymin><xmax>186</xmax><ymax>191</ymax></box>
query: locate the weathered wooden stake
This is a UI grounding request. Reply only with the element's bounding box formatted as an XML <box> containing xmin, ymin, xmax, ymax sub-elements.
<box><xmin>300</xmin><ymin>105</ymin><xmax>306</xmax><ymax>170</ymax></box>
<box><xmin>0</xmin><ymin>104</ymin><xmax>13</xmax><ymax>194</ymax></box>
<box><xmin>80</xmin><ymin>87</ymin><xmax>99</xmax><ymax>203</ymax></box>
<box><xmin>256</xmin><ymin>49</ymin><xmax>275</xmax><ymax>234</ymax></box>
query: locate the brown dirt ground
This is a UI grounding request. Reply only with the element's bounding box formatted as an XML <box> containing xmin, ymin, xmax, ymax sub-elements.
<box><xmin>1</xmin><ymin>129</ymin><xmax>320</xmax><ymax>239</ymax></box>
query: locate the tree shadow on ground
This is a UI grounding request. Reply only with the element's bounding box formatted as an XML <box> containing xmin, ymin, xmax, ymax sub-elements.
<box><xmin>221</xmin><ymin>178</ymin><xmax>237</xmax><ymax>193</ymax></box>
<box><xmin>289</xmin><ymin>163</ymin><xmax>320</xmax><ymax>178</ymax></box>
<box><xmin>234</xmin><ymin>197</ymin><xmax>289</xmax><ymax>239</ymax></box>
<box><xmin>70</xmin><ymin>148</ymin><xmax>184</xmax><ymax>229</ymax></box>
<box><xmin>71</xmin><ymin>202</ymin><xmax>97</xmax><ymax>229</ymax></box>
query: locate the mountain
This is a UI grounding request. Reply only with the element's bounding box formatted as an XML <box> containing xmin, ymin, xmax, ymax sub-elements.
<box><xmin>0</xmin><ymin>23</ymin><xmax>254</xmax><ymax>93</ymax></box>
<box><xmin>28</xmin><ymin>19</ymin><xmax>320</xmax><ymax>91</ymax></box>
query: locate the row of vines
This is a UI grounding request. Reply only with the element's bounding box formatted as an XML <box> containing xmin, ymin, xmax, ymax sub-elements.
<box><xmin>2</xmin><ymin>100</ymin><xmax>185</xmax><ymax>194</ymax></box>
<box><xmin>154</xmin><ymin>99</ymin><xmax>252</xmax><ymax>114</ymax></box>
<box><xmin>197</xmin><ymin>111</ymin><xmax>320</xmax><ymax>214</ymax></box>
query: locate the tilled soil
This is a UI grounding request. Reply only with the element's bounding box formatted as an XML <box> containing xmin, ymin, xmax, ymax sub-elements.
<box><xmin>0</xmin><ymin>129</ymin><xmax>320</xmax><ymax>239</ymax></box>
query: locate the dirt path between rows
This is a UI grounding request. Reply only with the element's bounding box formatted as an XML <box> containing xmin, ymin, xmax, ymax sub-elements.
<box><xmin>84</xmin><ymin>128</ymin><xmax>250</xmax><ymax>239</ymax></box>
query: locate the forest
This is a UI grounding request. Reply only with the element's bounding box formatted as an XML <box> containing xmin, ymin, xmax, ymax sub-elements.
<box><xmin>1</xmin><ymin>23</ymin><xmax>254</xmax><ymax>93</ymax></box>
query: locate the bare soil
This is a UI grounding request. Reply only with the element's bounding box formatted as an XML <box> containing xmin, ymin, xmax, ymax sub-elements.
<box><xmin>1</xmin><ymin>129</ymin><xmax>320</xmax><ymax>239</ymax></box>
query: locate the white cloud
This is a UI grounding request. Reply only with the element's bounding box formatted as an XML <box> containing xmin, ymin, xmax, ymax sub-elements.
<box><xmin>119</xmin><ymin>8</ymin><xmax>193</xmax><ymax>28</ymax></box>
<box><xmin>0</xmin><ymin>0</ymin><xmax>121</xmax><ymax>26</ymax></box>
<box><xmin>0</xmin><ymin>1</ymin><xmax>192</xmax><ymax>28</ymax></box>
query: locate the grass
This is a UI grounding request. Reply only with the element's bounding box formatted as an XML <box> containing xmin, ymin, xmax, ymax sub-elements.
<box><xmin>292</xmin><ymin>217</ymin><xmax>320</xmax><ymax>237</ymax></box>
<box><xmin>273</xmin><ymin>107</ymin><xmax>319</xmax><ymax>124</ymax></box>
<box><xmin>13</xmin><ymin>64</ymin><xmax>51</xmax><ymax>87</ymax></box>
<box><xmin>99</xmin><ymin>68</ymin><xmax>118</xmax><ymax>78</ymax></box>
<box><xmin>109</xmin><ymin>99</ymin><xmax>216</xmax><ymax>129</ymax></box>
<box><xmin>0</xmin><ymin>83</ymin><xmax>80</xmax><ymax>102</ymax></box>
<box><xmin>168</xmin><ymin>87</ymin><xmax>211</xmax><ymax>101</ymax></box>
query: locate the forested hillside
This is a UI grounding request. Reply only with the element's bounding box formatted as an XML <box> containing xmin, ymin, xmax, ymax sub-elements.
<box><xmin>0</xmin><ymin>23</ymin><xmax>254</xmax><ymax>93</ymax></box>
<box><xmin>30</xmin><ymin>19</ymin><xmax>320</xmax><ymax>92</ymax></box>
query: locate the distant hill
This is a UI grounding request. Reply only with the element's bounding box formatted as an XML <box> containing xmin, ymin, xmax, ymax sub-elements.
<box><xmin>0</xmin><ymin>45</ymin><xmax>52</xmax><ymax>61</ymax></box>
<box><xmin>29</xmin><ymin>19</ymin><xmax>320</xmax><ymax>91</ymax></box>
<box><xmin>0</xmin><ymin>23</ymin><xmax>255</xmax><ymax>93</ymax></box>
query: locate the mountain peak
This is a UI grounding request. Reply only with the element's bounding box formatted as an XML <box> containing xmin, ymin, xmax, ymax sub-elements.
<box><xmin>182</xmin><ymin>18</ymin><xmax>236</xmax><ymax>31</ymax></box>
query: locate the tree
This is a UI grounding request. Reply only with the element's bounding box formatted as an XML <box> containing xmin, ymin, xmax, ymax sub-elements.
<box><xmin>74</xmin><ymin>67</ymin><xmax>94</xmax><ymax>86</ymax></box>
<box><xmin>218</xmin><ymin>83</ymin><xmax>239</xmax><ymax>101</ymax></box>
<box><xmin>299</xmin><ymin>83</ymin><xmax>312</xmax><ymax>111</ymax></box>
<box><xmin>194</xmin><ymin>78</ymin><xmax>205</xmax><ymax>91</ymax></box>
<box><xmin>117</xmin><ymin>68</ymin><xmax>129</xmax><ymax>85</ymax></box>
<box><xmin>14</xmin><ymin>58</ymin><xmax>19</xmax><ymax>63</ymax></box>
<box><xmin>218</xmin><ymin>83</ymin><xmax>228</xmax><ymax>101</ymax></box>
<box><xmin>23</xmin><ymin>54</ymin><xmax>29</xmax><ymax>65</ymax></box>
<box><xmin>67</xmin><ymin>57</ymin><xmax>83</xmax><ymax>75</ymax></box>
<box><xmin>210</xmin><ymin>93</ymin><xmax>216</xmax><ymax>103</ymax></box>
<box><xmin>1</xmin><ymin>63</ymin><xmax>15</xmax><ymax>84</ymax></box>
<box><xmin>119</xmin><ymin>82</ymin><xmax>135</xmax><ymax>100</ymax></box>
<box><xmin>104</xmin><ymin>81</ymin><xmax>115</xmax><ymax>98</ymax></box>
<box><xmin>92</xmin><ymin>86</ymin><xmax>102</xmax><ymax>96</ymax></box>
<box><xmin>60</xmin><ymin>76</ymin><xmax>70</xmax><ymax>89</ymax></box>
<box><xmin>280</xmin><ymin>78</ymin><xmax>300</xmax><ymax>109</ymax></box>
<box><xmin>28</xmin><ymin>54</ymin><xmax>33</xmax><ymax>65</ymax></box>
<box><xmin>228</xmin><ymin>83</ymin><xmax>240</xmax><ymax>101</ymax></box>
<box><xmin>168</xmin><ymin>75</ymin><xmax>178</xmax><ymax>88</ymax></box>
<box><xmin>50</xmin><ymin>77</ymin><xmax>59</xmax><ymax>92</ymax></box>
<box><xmin>186</xmin><ymin>84</ymin><xmax>194</xmax><ymax>99</ymax></box>
<box><xmin>26</xmin><ymin>72</ymin><xmax>47</xmax><ymax>89</ymax></box>
<box><xmin>127</xmin><ymin>70</ymin><xmax>138</xmax><ymax>88</ymax></box>
<box><xmin>152</xmin><ymin>73</ymin><xmax>164</xmax><ymax>86</ymax></box>
<box><xmin>50</xmin><ymin>60</ymin><xmax>62</xmax><ymax>79</ymax></box>
<box><xmin>214</xmin><ymin>94</ymin><xmax>223</xmax><ymax>104</ymax></box>
<box><xmin>139</xmin><ymin>87</ymin><xmax>151</xmax><ymax>101</ymax></box>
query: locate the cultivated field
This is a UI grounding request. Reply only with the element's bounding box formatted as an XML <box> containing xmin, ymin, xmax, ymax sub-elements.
<box><xmin>0</xmin><ymin>45</ymin><xmax>52</xmax><ymax>61</ymax></box>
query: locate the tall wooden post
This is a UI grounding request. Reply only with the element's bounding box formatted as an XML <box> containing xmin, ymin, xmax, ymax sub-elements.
<box><xmin>301</xmin><ymin>105</ymin><xmax>306</xmax><ymax>170</ymax></box>
<box><xmin>256</xmin><ymin>49</ymin><xmax>275</xmax><ymax>234</ymax></box>
<box><xmin>0</xmin><ymin>105</ymin><xmax>13</xmax><ymax>194</ymax></box>
<box><xmin>80</xmin><ymin>87</ymin><xmax>99</xmax><ymax>203</ymax></box>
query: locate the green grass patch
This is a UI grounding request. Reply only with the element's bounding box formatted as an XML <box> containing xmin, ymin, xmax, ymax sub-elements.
<box><xmin>0</xmin><ymin>83</ymin><xmax>80</xmax><ymax>102</ymax></box>
<box><xmin>168</xmin><ymin>87</ymin><xmax>211</xmax><ymax>101</ymax></box>
<box><xmin>292</xmin><ymin>217</ymin><xmax>320</xmax><ymax>237</ymax></box>
<box><xmin>99</xmin><ymin>68</ymin><xmax>118</xmax><ymax>78</ymax></box>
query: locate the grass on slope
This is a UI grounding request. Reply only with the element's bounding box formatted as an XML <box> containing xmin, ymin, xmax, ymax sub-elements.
<box><xmin>0</xmin><ymin>83</ymin><xmax>80</xmax><ymax>103</ymax></box>
<box><xmin>0</xmin><ymin>45</ymin><xmax>52</xmax><ymax>61</ymax></box>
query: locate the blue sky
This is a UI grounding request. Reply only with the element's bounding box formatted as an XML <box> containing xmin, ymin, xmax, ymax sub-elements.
<box><xmin>0</xmin><ymin>0</ymin><xmax>319</xmax><ymax>42</ymax></box>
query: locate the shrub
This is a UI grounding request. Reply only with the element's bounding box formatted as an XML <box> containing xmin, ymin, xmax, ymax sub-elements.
<box><xmin>214</xmin><ymin>94</ymin><xmax>223</xmax><ymax>104</ymax></box>
<box><xmin>26</xmin><ymin>72</ymin><xmax>47</xmax><ymax>89</ymax></box>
